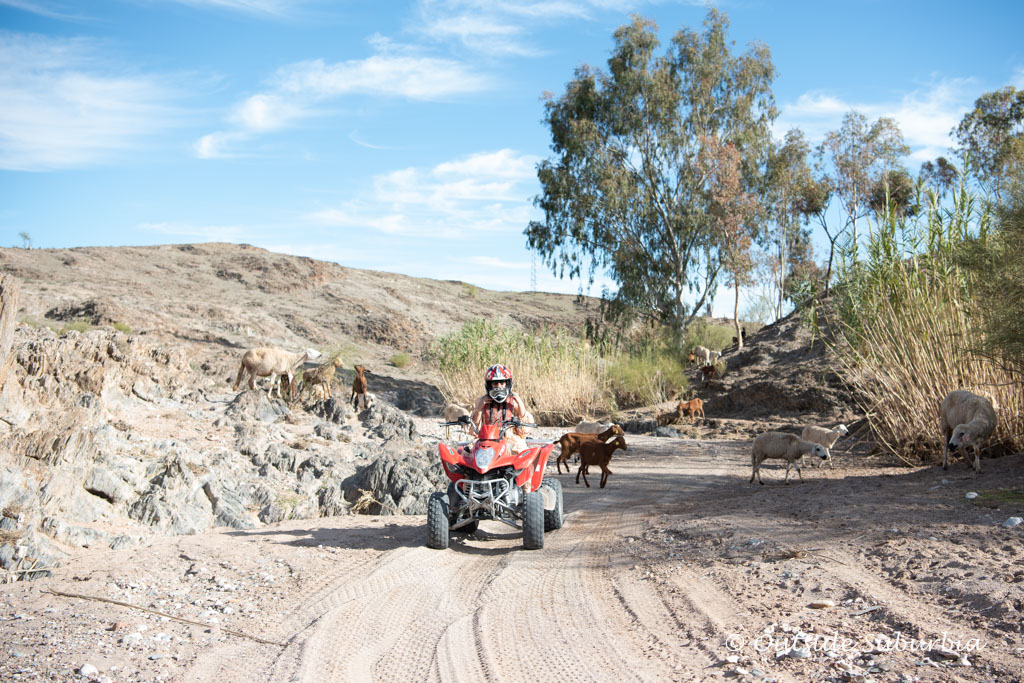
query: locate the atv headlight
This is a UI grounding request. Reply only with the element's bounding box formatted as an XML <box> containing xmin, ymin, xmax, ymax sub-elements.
<box><xmin>475</xmin><ymin>447</ymin><xmax>495</xmax><ymax>471</ymax></box>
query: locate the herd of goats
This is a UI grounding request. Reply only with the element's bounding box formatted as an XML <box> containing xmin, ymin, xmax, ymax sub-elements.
<box><xmin>228</xmin><ymin>341</ymin><xmax>999</xmax><ymax>489</ymax></box>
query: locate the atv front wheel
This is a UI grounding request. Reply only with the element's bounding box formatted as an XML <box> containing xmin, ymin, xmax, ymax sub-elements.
<box><xmin>522</xmin><ymin>490</ymin><xmax>545</xmax><ymax>550</ymax></box>
<box><xmin>541</xmin><ymin>477</ymin><xmax>564</xmax><ymax>531</ymax></box>
<box><xmin>427</xmin><ymin>492</ymin><xmax>450</xmax><ymax>549</ymax></box>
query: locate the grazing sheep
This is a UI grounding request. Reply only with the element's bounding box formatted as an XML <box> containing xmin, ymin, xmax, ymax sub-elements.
<box><xmin>556</xmin><ymin>424</ymin><xmax>625</xmax><ymax>474</ymax></box>
<box><xmin>940</xmin><ymin>390</ymin><xmax>997</xmax><ymax>473</ymax></box>
<box><xmin>709</xmin><ymin>350</ymin><xmax>722</xmax><ymax>363</ymax></box>
<box><xmin>301</xmin><ymin>356</ymin><xmax>345</xmax><ymax>401</ymax></box>
<box><xmin>800</xmin><ymin>423</ymin><xmax>849</xmax><ymax>467</ymax></box>
<box><xmin>572</xmin><ymin>419</ymin><xmax>614</xmax><ymax>434</ymax></box>
<box><xmin>688</xmin><ymin>345</ymin><xmax>712</xmax><ymax>366</ymax></box>
<box><xmin>233</xmin><ymin>347</ymin><xmax>321</xmax><ymax>399</ymax></box>
<box><xmin>351</xmin><ymin>365</ymin><xmax>369</xmax><ymax>410</ymax></box>
<box><xmin>576</xmin><ymin>435</ymin><xmax>628</xmax><ymax>488</ymax></box>
<box><xmin>678</xmin><ymin>398</ymin><xmax>705</xmax><ymax>422</ymax></box>
<box><xmin>443</xmin><ymin>403</ymin><xmax>472</xmax><ymax>439</ymax></box>
<box><xmin>750</xmin><ymin>432</ymin><xmax>828</xmax><ymax>485</ymax></box>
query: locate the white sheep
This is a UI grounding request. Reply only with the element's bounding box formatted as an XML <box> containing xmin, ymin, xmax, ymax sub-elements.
<box><xmin>688</xmin><ymin>345</ymin><xmax>712</xmax><ymax>365</ymax></box>
<box><xmin>800</xmin><ymin>423</ymin><xmax>849</xmax><ymax>467</ymax></box>
<box><xmin>940</xmin><ymin>390</ymin><xmax>997</xmax><ymax>473</ymax></box>
<box><xmin>573</xmin><ymin>419</ymin><xmax>614</xmax><ymax>434</ymax></box>
<box><xmin>443</xmin><ymin>403</ymin><xmax>472</xmax><ymax>439</ymax></box>
<box><xmin>709</xmin><ymin>350</ymin><xmax>722</xmax><ymax>363</ymax></box>
<box><xmin>233</xmin><ymin>347</ymin><xmax>321</xmax><ymax>399</ymax></box>
<box><xmin>750</xmin><ymin>431</ymin><xmax>828</xmax><ymax>485</ymax></box>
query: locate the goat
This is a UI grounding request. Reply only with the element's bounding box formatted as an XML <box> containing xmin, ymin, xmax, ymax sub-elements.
<box><xmin>301</xmin><ymin>356</ymin><xmax>345</xmax><ymax>401</ymax></box>
<box><xmin>233</xmin><ymin>347</ymin><xmax>321</xmax><ymax>399</ymax></box>
<box><xmin>576</xmin><ymin>435</ymin><xmax>628</xmax><ymax>488</ymax></box>
<box><xmin>443</xmin><ymin>403</ymin><xmax>472</xmax><ymax>439</ymax></box>
<box><xmin>699</xmin><ymin>364</ymin><xmax>716</xmax><ymax>384</ymax></box>
<box><xmin>800</xmin><ymin>424</ymin><xmax>849</xmax><ymax>467</ymax></box>
<box><xmin>351</xmin><ymin>365</ymin><xmax>369</xmax><ymax>410</ymax></box>
<box><xmin>556</xmin><ymin>424</ymin><xmax>625</xmax><ymax>474</ymax></box>
<box><xmin>750</xmin><ymin>431</ymin><xmax>828</xmax><ymax>485</ymax></box>
<box><xmin>573</xmin><ymin>419</ymin><xmax>615</xmax><ymax>434</ymax></box>
<box><xmin>678</xmin><ymin>398</ymin><xmax>705</xmax><ymax>422</ymax></box>
<box><xmin>940</xmin><ymin>390</ymin><xmax>997</xmax><ymax>472</ymax></box>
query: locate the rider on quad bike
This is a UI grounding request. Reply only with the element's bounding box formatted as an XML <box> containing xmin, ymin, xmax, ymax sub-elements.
<box><xmin>429</xmin><ymin>364</ymin><xmax>564</xmax><ymax>550</ymax></box>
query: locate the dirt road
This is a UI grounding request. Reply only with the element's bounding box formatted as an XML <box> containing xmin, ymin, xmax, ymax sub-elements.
<box><xmin>3</xmin><ymin>436</ymin><xmax>1022</xmax><ymax>682</ymax></box>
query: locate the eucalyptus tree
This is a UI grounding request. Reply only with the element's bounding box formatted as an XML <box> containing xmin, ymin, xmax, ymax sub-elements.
<box><xmin>765</xmin><ymin>129</ymin><xmax>814</xmax><ymax>320</ymax></box>
<box><xmin>526</xmin><ymin>10</ymin><xmax>777</xmax><ymax>338</ymax></box>
<box><xmin>954</xmin><ymin>86</ymin><xmax>1024</xmax><ymax>202</ymax></box>
<box><xmin>817</xmin><ymin>112</ymin><xmax>909</xmax><ymax>260</ymax></box>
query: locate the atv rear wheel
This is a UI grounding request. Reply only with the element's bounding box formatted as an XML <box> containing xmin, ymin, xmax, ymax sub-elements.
<box><xmin>427</xmin><ymin>492</ymin><xmax>450</xmax><ymax>549</ymax></box>
<box><xmin>541</xmin><ymin>477</ymin><xmax>564</xmax><ymax>531</ymax></box>
<box><xmin>522</xmin><ymin>490</ymin><xmax>544</xmax><ymax>550</ymax></box>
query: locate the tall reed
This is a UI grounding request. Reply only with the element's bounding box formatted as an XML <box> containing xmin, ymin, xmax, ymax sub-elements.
<box><xmin>828</xmin><ymin>181</ymin><xmax>1023</xmax><ymax>463</ymax></box>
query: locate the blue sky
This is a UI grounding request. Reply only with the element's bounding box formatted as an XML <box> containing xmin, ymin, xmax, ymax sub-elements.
<box><xmin>1</xmin><ymin>0</ymin><xmax>1022</xmax><ymax>317</ymax></box>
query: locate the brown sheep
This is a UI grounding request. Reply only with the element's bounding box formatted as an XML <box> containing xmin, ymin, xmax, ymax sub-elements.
<box><xmin>940</xmin><ymin>390</ymin><xmax>997</xmax><ymax>472</ymax></box>
<box><xmin>576</xmin><ymin>435</ymin><xmax>627</xmax><ymax>488</ymax></box>
<box><xmin>555</xmin><ymin>424</ymin><xmax>625</xmax><ymax>474</ymax></box>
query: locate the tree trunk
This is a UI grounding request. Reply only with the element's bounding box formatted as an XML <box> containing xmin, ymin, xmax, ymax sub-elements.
<box><xmin>733</xmin><ymin>281</ymin><xmax>743</xmax><ymax>350</ymax></box>
<box><xmin>0</xmin><ymin>274</ymin><xmax>18</xmax><ymax>391</ymax></box>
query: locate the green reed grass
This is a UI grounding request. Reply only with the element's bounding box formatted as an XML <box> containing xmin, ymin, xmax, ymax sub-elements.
<box><xmin>828</xmin><ymin>180</ymin><xmax>1023</xmax><ymax>463</ymax></box>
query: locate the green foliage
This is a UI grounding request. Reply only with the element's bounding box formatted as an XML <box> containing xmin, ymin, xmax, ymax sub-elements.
<box><xmin>606</xmin><ymin>348</ymin><xmax>688</xmax><ymax>408</ymax></box>
<box><xmin>389</xmin><ymin>352</ymin><xmax>411</xmax><ymax>368</ymax></box>
<box><xmin>828</xmin><ymin>184</ymin><xmax>1023</xmax><ymax>462</ymax></box>
<box><xmin>461</xmin><ymin>283</ymin><xmax>479</xmax><ymax>298</ymax></box>
<box><xmin>113</xmin><ymin>321</ymin><xmax>131</xmax><ymax>334</ymax></box>
<box><xmin>682</xmin><ymin>318</ymin><xmax>735</xmax><ymax>354</ymax></box>
<box><xmin>970</xmin><ymin>489</ymin><xmax>1024</xmax><ymax>507</ymax></box>
<box><xmin>527</xmin><ymin>9</ymin><xmax>777</xmax><ymax>337</ymax></box>
<box><xmin>57</xmin><ymin>320</ymin><xmax>91</xmax><ymax>335</ymax></box>
<box><xmin>953</xmin><ymin>86</ymin><xmax>1024</xmax><ymax>200</ymax></box>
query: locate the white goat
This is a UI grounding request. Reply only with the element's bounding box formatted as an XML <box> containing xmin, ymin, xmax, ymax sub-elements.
<box><xmin>233</xmin><ymin>347</ymin><xmax>321</xmax><ymax>399</ymax></box>
<box><xmin>750</xmin><ymin>431</ymin><xmax>828</xmax><ymax>485</ymax></box>
<box><xmin>800</xmin><ymin>423</ymin><xmax>849</xmax><ymax>467</ymax></box>
<box><xmin>940</xmin><ymin>390</ymin><xmax>997</xmax><ymax>473</ymax></box>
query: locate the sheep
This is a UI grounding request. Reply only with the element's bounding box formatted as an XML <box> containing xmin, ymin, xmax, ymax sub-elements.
<box><xmin>940</xmin><ymin>390</ymin><xmax>997</xmax><ymax>473</ymax></box>
<box><xmin>688</xmin><ymin>345</ymin><xmax>712</xmax><ymax>366</ymax></box>
<box><xmin>301</xmin><ymin>356</ymin><xmax>345</xmax><ymax>401</ymax></box>
<box><xmin>678</xmin><ymin>398</ymin><xmax>705</xmax><ymax>422</ymax></box>
<box><xmin>573</xmin><ymin>419</ymin><xmax>615</xmax><ymax>434</ymax></box>
<box><xmin>749</xmin><ymin>431</ymin><xmax>828</xmax><ymax>485</ymax></box>
<box><xmin>351</xmin><ymin>364</ymin><xmax>369</xmax><ymax>410</ymax></box>
<box><xmin>443</xmin><ymin>403</ymin><xmax>472</xmax><ymax>439</ymax></box>
<box><xmin>555</xmin><ymin>424</ymin><xmax>625</xmax><ymax>474</ymax></box>
<box><xmin>576</xmin><ymin>435</ymin><xmax>628</xmax><ymax>488</ymax></box>
<box><xmin>233</xmin><ymin>347</ymin><xmax>321</xmax><ymax>399</ymax></box>
<box><xmin>709</xmin><ymin>350</ymin><xmax>722</xmax><ymax>363</ymax></box>
<box><xmin>800</xmin><ymin>424</ymin><xmax>849</xmax><ymax>467</ymax></box>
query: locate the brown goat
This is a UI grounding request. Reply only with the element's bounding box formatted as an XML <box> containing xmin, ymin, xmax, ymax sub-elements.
<box><xmin>576</xmin><ymin>435</ymin><xmax>627</xmax><ymax>488</ymax></box>
<box><xmin>699</xmin><ymin>364</ymin><xmax>716</xmax><ymax>383</ymax></box>
<box><xmin>555</xmin><ymin>424</ymin><xmax>624</xmax><ymax>474</ymax></box>
<box><xmin>351</xmin><ymin>364</ymin><xmax>369</xmax><ymax>410</ymax></box>
<box><xmin>678</xmin><ymin>398</ymin><xmax>705</xmax><ymax>422</ymax></box>
<box><xmin>302</xmin><ymin>356</ymin><xmax>345</xmax><ymax>401</ymax></box>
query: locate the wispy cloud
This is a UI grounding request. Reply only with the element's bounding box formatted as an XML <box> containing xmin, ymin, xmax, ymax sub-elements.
<box><xmin>166</xmin><ymin>0</ymin><xmax>304</xmax><ymax>16</ymax></box>
<box><xmin>0</xmin><ymin>32</ymin><xmax>183</xmax><ymax>171</ymax></box>
<box><xmin>306</xmin><ymin>148</ymin><xmax>540</xmax><ymax>238</ymax></box>
<box><xmin>775</xmin><ymin>77</ymin><xmax>979</xmax><ymax>163</ymax></box>
<box><xmin>195</xmin><ymin>47</ymin><xmax>490</xmax><ymax>158</ymax></box>
<box><xmin>139</xmin><ymin>221</ymin><xmax>249</xmax><ymax>241</ymax></box>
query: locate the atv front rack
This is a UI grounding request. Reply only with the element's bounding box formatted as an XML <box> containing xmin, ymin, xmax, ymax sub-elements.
<box><xmin>452</xmin><ymin>477</ymin><xmax>522</xmax><ymax>530</ymax></box>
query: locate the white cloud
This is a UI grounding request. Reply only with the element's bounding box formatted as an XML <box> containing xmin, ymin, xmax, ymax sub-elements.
<box><xmin>0</xmin><ymin>0</ymin><xmax>84</xmax><ymax>20</ymax></box>
<box><xmin>1010</xmin><ymin>65</ymin><xmax>1024</xmax><ymax>89</ymax></box>
<box><xmin>0</xmin><ymin>33</ymin><xmax>182</xmax><ymax>171</ymax></box>
<box><xmin>306</xmin><ymin>148</ymin><xmax>540</xmax><ymax>238</ymax></box>
<box><xmin>776</xmin><ymin>77</ymin><xmax>979</xmax><ymax>163</ymax></box>
<box><xmin>194</xmin><ymin>51</ymin><xmax>490</xmax><ymax>158</ymax></box>
<box><xmin>167</xmin><ymin>0</ymin><xmax>302</xmax><ymax>15</ymax></box>
<box><xmin>467</xmin><ymin>255</ymin><xmax>531</xmax><ymax>269</ymax></box>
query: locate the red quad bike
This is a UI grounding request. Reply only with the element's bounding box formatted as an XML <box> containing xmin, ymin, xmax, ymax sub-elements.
<box><xmin>428</xmin><ymin>417</ymin><xmax>564</xmax><ymax>550</ymax></box>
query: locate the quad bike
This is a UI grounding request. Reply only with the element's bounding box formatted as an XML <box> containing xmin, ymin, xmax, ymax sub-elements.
<box><xmin>428</xmin><ymin>416</ymin><xmax>564</xmax><ymax>550</ymax></box>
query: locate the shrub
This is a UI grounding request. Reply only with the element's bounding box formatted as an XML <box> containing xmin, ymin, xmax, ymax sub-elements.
<box><xmin>389</xmin><ymin>352</ymin><xmax>411</xmax><ymax>368</ymax></box>
<box><xmin>113</xmin><ymin>321</ymin><xmax>131</xmax><ymax>334</ymax></box>
<box><xmin>57</xmin><ymin>320</ymin><xmax>91</xmax><ymax>335</ymax></box>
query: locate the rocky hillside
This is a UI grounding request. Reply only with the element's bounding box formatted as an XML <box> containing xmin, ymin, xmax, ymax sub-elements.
<box><xmin>0</xmin><ymin>244</ymin><xmax>862</xmax><ymax>582</ymax></box>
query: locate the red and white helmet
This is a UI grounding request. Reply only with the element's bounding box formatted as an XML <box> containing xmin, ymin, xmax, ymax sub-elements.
<box><xmin>485</xmin><ymin>363</ymin><xmax>513</xmax><ymax>402</ymax></box>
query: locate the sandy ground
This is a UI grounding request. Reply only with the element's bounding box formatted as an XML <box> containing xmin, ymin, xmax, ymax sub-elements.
<box><xmin>3</xmin><ymin>434</ymin><xmax>1022</xmax><ymax>683</ymax></box>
